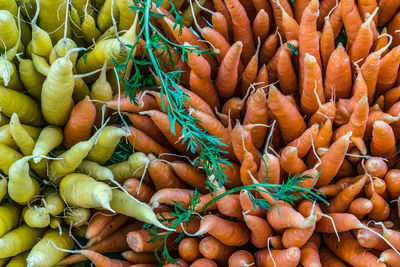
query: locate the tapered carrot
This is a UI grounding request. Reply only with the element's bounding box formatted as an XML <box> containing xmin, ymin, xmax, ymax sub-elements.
<box><xmin>387</xmin><ymin>12</ymin><xmax>400</xmax><ymax>48</ymax></box>
<box><xmin>267</xmin><ymin>202</ymin><xmax>316</xmax><ymax>231</ymax></box>
<box><xmin>228</xmin><ymin>250</ymin><xmax>255</xmax><ymax>267</ymax></box>
<box><xmin>317</xmin><ymin>0</ymin><xmax>338</xmax><ymax>28</ymax></box>
<box><xmin>127</xmin><ymin>127</ymin><xmax>173</xmax><ymax>157</ymax></box>
<box><xmin>356</xmin><ymin>227</ymin><xmax>389</xmax><ymax>250</ymax></box>
<box><xmin>121</xmin><ymin>251</ymin><xmax>157</xmax><ymax>264</ymax></box>
<box><xmin>221</xmin><ymin>162</ymin><xmax>242</xmax><ymax>188</ymax></box>
<box><xmin>388</xmin><ymin>101</ymin><xmax>400</xmax><ymax>139</ymax></box>
<box><xmin>77</xmin><ymin>250</ymin><xmax>131</xmax><ymax>267</ymax></box>
<box><xmin>225</xmin><ymin>0</ymin><xmax>254</xmax><ymax>64</ymax></box>
<box><xmin>166</xmin><ymin>161</ymin><xmax>207</xmax><ymax>193</ymax></box>
<box><xmin>217</xmin><ymin>193</ymin><xmax>243</xmax><ymax>220</ymax></box>
<box><xmin>347</xmin><ymin>198</ymin><xmax>373</xmax><ymax>219</ymax></box>
<box><xmin>243</xmin><ymin>212</ymin><xmax>273</xmax><ymax>248</ymax></box>
<box><xmin>277</xmin><ymin>1</ymin><xmax>299</xmax><ymax>41</ymax></box>
<box><xmin>349</xmin><ymin>8</ymin><xmax>378</xmax><ymax>66</ymax></box>
<box><xmin>300</xmin><ymin>234</ymin><xmax>322</xmax><ymax>267</ymax></box>
<box><xmin>125</xmin><ymin>113</ymin><xmax>171</xmax><ymax>148</ymax></box>
<box><xmin>323</xmin><ymin>175</ymin><xmax>367</xmax><ymax>213</ymax></box>
<box><xmin>63</xmin><ymin>96</ymin><xmax>96</xmax><ymax>148</ymax></box>
<box><xmin>368</xmin><ymin>191</ymin><xmax>390</xmax><ymax>221</ymax></box>
<box><xmin>141</xmin><ymin>110</ymin><xmax>195</xmax><ymax>156</ymax></box>
<box><xmin>282</xmin><ymin>221</ymin><xmax>316</xmax><ymax>249</ymax></box>
<box><xmin>371</xmin><ymin>120</ymin><xmax>397</xmax><ymax>162</ymax></box>
<box><xmin>277</xmin><ymin>46</ymin><xmax>298</xmax><ymax>96</ymax></box>
<box><xmin>190</xmin><ymin>258</ymin><xmax>218</xmax><ymax>267</ymax></box>
<box><xmin>162</xmin><ymin>259</ymin><xmax>188</xmax><ymax>267</ymax></box>
<box><xmin>241</xmin><ymin>43</ymin><xmax>261</xmax><ymax>97</ymax></box>
<box><xmin>323</xmin><ymin>232</ymin><xmax>385</xmax><ymax>267</ymax></box>
<box><xmin>301</xmin><ymin>53</ymin><xmax>325</xmax><ymax>115</ymax></box>
<box><xmin>59</xmin><ymin>223</ymin><xmax>140</xmax><ymax>265</ymax></box>
<box><xmin>212</xmin><ymin>0</ymin><xmax>233</xmax><ymax>37</ymax></box>
<box><xmin>243</xmin><ymin>89</ymin><xmax>268</xmax><ymax>148</ymax></box>
<box><xmin>254</xmin><ymin>247</ymin><xmax>301</xmax><ymax>267</ymax></box>
<box><xmin>267</xmin><ymin>40</ymin><xmax>299</xmax><ymax>84</ymax></box>
<box><xmin>240</xmin><ymin>151</ymin><xmax>258</xmax><ymax>186</ymax></box>
<box><xmin>316</xmin><ymin>132</ymin><xmax>352</xmax><ymax>187</ymax></box>
<box><xmin>126</xmin><ymin>229</ymin><xmax>174</xmax><ymax>253</ymax></box>
<box><xmin>260</xmin><ymin>32</ymin><xmax>278</xmax><ymax>65</ymax></box>
<box><xmin>252</xmin><ymin>9</ymin><xmax>269</xmax><ymax>43</ymax></box>
<box><xmin>198</xmin><ymin>236</ymin><xmax>235</xmax><ymax>263</ymax></box>
<box><xmin>324</xmin><ymin>44</ymin><xmax>352</xmax><ymax>99</ymax></box>
<box><xmin>280</xmin><ymin>146</ymin><xmax>307</xmax><ymax>175</ymax></box>
<box><xmin>86</xmin><ymin>211</ymin><xmax>115</xmax><ymax>240</ymax></box>
<box><xmin>376</xmin><ymin>45</ymin><xmax>400</xmax><ymax>94</ymax></box>
<box><xmin>178</xmin><ymin>238</ymin><xmax>200</xmax><ymax>262</ymax></box>
<box><xmin>148</xmin><ymin>155</ymin><xmax>187</xmax><ymax>190</ymax></box>
<box><xmin>320</xmin><ymin>16</ymin><xmax>335</xmax><ymax>68</ymax></box>
<box><xmin>286</xmin><ymin>124</ymin><xmax>319</xmax><ymax>158</ymax></box>
<box><xmin>212</xmin><ymin>12</ymin><xmax>229</xmax><ymax>42</ymax></box>
<box><xmin>358</xmin><ymin>0</ymin><xmax>378</xmax><ymax>24</ymax></box>
<box><xmin>239</xmin><ymin>189</ymin><xmax>265</xmax><ymax>217</ymax></box>
<box><xmin>122</xmin><ymin>178</ymin><xmax>154</xmax><ymax>203</ymax></box>
<box><xmin>341</xmin><ymin>0</ymin><xmax>363</xmax><ymax>47</ymax></box>
<box><xmin>221</xmin><ymin>90</ymin><xmax>251</xmax><ymax>121</ymax></box>
<box><xmin>319</xmin><ymin>246</ymin><xmax>346</xmax><ymax>267</ymax></box>
<box><xmin>106</xmin><ymin>93</ymin><xmax>158</xmax><ymax>113</ymax></box>
<box><xmin>299</xmin><ymin>0</ymin><xmax>321</xmax><ymax>91</ymax></box>
<box><xmin>377</xmin><ymin>0</ymin><xmax>400</xmax><ymax>26</ymax></box>
<box><xmin>384</xmin><ymin>86</ymin><xmax>400</xmax><ymax>110</ymax></box>
<box><xmin>268</xmin><ymin>86</ymin><xmax>307</xmax><ymax>143</ymax></box>
<box><xmin>231</xmin><ymin>121</ymin><xmax>261</xmax><ymax>165</ymax></box>
<box><xmin>215</xmin><ymin>41</ymin><xmax>243</xmax><ymax>98</ymax></box>
<box><xmin>373</xmin><ymin>29</ymin><xmax>390</xmax><ymax>54</ymax></box>
<box><xmin>318</xmin><ymin>184</ymin><xmax>341</xmax><ymax>197</ymax></box>
<box><xmin>269</xmin><ymin>0</ymin><xmax>294</xmax><ymax>31</ymax></box>
<box><xmin>255</xmin><ymin>64</ymin><xmax>269</xmax><ymax>92</ymax></box>
<box><xmin>193</xmin><ymin>214</ymin><xmax>250</xmax><ymax>246</ymax></box>
<box><xmin>308</xmin><ymin>99</ymin><xmax>336</xmax><ymax>127</ymax></box>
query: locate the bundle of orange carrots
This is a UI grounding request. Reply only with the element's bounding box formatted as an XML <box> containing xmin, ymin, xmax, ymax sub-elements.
<box><xmin>55</xmin><ymin>0</ymin><xmax>400</xmax><ymax>266</ymax></box>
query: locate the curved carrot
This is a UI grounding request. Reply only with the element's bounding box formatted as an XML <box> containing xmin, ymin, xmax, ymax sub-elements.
<box><xmin>347</xmin><ymin>198</ymin><xmax>373</xmax><ymax>219</ymax></box>
<box><xmin>148</xmin><ymin>155</ymin><xmax>187</xmax><ymax>190</ymax></box>
<box><xmin>228</xmin><ymin>250</ymin><xmax>255</xmax><ymax>267</ymax></box>
<box><xmin>243</xmin><ymin>212</ymin><xmax>273</xmax><ymax>248</ymax></box>
<box><xmin>240</xmin><ymin>151</ymin><xmax>258</xmax><ymax>186</ymax></box>
<box><xmin>267</xmin><ymin>202</ymin><xmax>316</xmax><ymax>231</ymax></box>
<box><xmin>371</xmin><ymin>120</ymin><xmax>397</xmax><ymax>163</ymax></box>
<box><xmin>86</xmin><ymin>211</ymin><xmax>115</xmax><ymax>240</ymax></box>
<box><xmin>282</xmin><ymin>222</ymin><xmax>316</xmax><ymax>249</ymax></box>
<box><xmin>178</xmin><ymin>237</ymin><xmax>200</xmax><ymax>262</ymax></box>
<box><xmin>121</xmin><ymin>251</ymin><xmax>157</xmax><ymax>264</ymax></box>
<box><xmin>254</xmin><ymin>247</ymin><xmax>301</xmax><ymax>267</ymax></box>
<box><xmin>384</xmin><ymin>86</ymin><xmax>400</xmax><ymax>110</ymax></box>
<box><xmin>369</xmin><ymin>191</ymin><xmax>390</xmax><ymax>221</ymax></box>
<box><xmin>241</xmin><ymin>43</ymin><xmax>260</xmax><ymax>97</ymax></box>
<box><xmin>215</xmin><ymin>41</ymin><xmax>243</xmax><ymax>98</ymax></box>
<box><xmin>217</xmin><ymin>194</ymin><xmax>243</xmax><ymax>220</ymax></box>
<box><xmin>123</xmin><ymin>178</ymin><xmax>154</xmax><ymax>203</ymax></box>
<box><xmin>288</xmin><ymin>123</ymin><xmax>318</xmax><ymax>159</ymax></box>
<box><xmin>198</xmin><ymin>236</ymin><xmax>235</xmax><ymax>263</ymax></box>
<box><xmin>127</xmin><ymin>126</ymin><xmax>173</xmax><ymax>157</ymax></box>
<box><xmin>212</xmin><ymin>12</ymin><xmax>229</xmax><ymax>42</ymax></box>
<box><xmin>63</xmin><ymin>96</ymin><xmax>96</xmax><ymax>148</ymax></box>
<box><xmin>280</xmin><ymin>146</ymin><xmax>307</xmax><ymax>175</ymax></box>
<box><xmin>300</xmin><ymin>234</ymin><xmax>321</xmax><ymax>267</ymax></box>
<box><xmin>379</xmin><ymin>249</ymin><xmax>400</xmax><ymax>266</ymax></box>
<box><xmin>106</xmin><ymin>93</ymin><xmax>158</xmax><ymax>113</ymax></box>
<box><xmin>167</xmin><ymin>161</ymin><xmax>207</xmax><ymax>193</ymax></box>
<box><xmin>270</xmin><ymin>0</ymin><xmax>293</xmax><ymax>31</ymax></box>
<box><xmin>387</xmin><ymin>12</ymin><xmax>400</xmax><ymax>48</ymax></box>
<box><xmin>239</xmin><ymin>189</ymin><xmax>265</xmax><ymax>217</ymax></box>
<box><xmin>356</xmin><ymin>227</ymin><xmax>389</xmax><ymax>250</ymax></box>
<box><xmin>260</xmin><ymin>32</ymin><xmax>278</xmax><ymax>65</ymax></box>
<box><xmin>231</xmin><ymin>122</ymin><xmax>261</xmax><ymax>165</ymax></box>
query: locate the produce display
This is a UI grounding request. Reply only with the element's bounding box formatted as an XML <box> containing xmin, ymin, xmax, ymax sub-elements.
<box><xmin>0</xmin><ymin>0</ymin><xmax>400</xmax><ymax>266</ymax></box>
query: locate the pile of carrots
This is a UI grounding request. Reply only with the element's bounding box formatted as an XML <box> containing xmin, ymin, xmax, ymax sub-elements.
<box><xmin>0</xmin><ymin>0</ymin><xmax>400</xmax><ymax>266</ymax></box>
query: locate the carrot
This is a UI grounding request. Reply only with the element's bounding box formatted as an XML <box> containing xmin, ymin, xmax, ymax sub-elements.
<box><xmin>319</xmin><ymin>246</ymin><xmax>346</xmax><ymax>267</ymax></box>
<box><xmin>388</xmin><ymin>101</ymin><xmax>400</xmax><ymax>139</ymax></box>
<box><xmin>255</xmin><ymin>64</ymin><xmax>269</xmax><ymax>92</ymax></box>
<box><xmin>277</xmin><ymin>45</ymin><xmax>298</xmax><ymax>96</ymax></box>
<box><xmin>240</xmin><ymin>151</ymin><xmax>258</xmax><ymax>186</ymax></box>
<box><xmin>228</xmin><ymin>250</ymin><xmax>255</xmax><ymax>267</ymax></box>
<box><xmin>270</xmin><ymin>0</ymin><xmax>293</xmax><ymax>31</ymax></box>
<box><xmin>193</xmin><ymin>214</ymin><xmax>249</xmax><ymax>246</ymax></box>
<box><xmin>86</xmin><ymin>214</ymin><xmax>129</xmax><ymax>247</ymax></box>
<box><xmin>365</xmin><ymin>105</ymin><xmax>399</xmax><ymax>140</ymax></box>
<box><xmin>323</xmin><ymin>232</ymin><xmax>386</xmax><ymax>267</ymax></box>
<box><xmin>356</xmin><ymin>227</ymin><xmax>389</xmax><ymax>250</ymax></box>
<box><xmin>369</xmin><ymin>190</ymin><xmax>390</xmax><ymax>221</ymax></box>
<box><xmin>278</xmin><ymin>2</ymin><xmax>299</xmax><ymax>41</ymax></box>
<box><xmin>241</xmin><ymin>42</ymin><xmax>260</xmax><ymax>97</ymax></box>
<box><xmin>379</xmin><ymin>249</ymin><xmax>400</xmax><ymax>267</ymax></box>
<box><xmin>126</xmin><ymin>229</ymin><xmax>174</xmax><ymax>253</ymax></box>
<box><xmin>349</xmin><ymin>8</ymin><xmax>378</xmax><ymax>66</ymax></box>
<box><xmin>212</xmin><ymin>12</ymin><xmax>230</xmax><ymax>42</ymax></box>
<box><xmin>260</xmin><ymin>32</ymin><xmax>278</xmax><ymax>65</ymax></box>
<box><xmin>86</xmin><ymin>211</ymin><xmax>115</xmax><ymax>240</ymax></box>
<box><xmin>254</xmin><ymin>247</ymin><xmax>301</xmax><ymax>267</ymax></box>
<box><xmin>328</xmin><ymin>1</ymin><xmax>343</xmax><ymax>37</ymax></box>
<box><xmin>252</xmin><ymin>9</ymin><xmax>269</xmax><ymax>43</ymax></box>
<box><xmin>377</xmin><ymin>0</ymin><xmax>400</xmax><ymax>26</ymax></box>
<box><xmin>384</xmin><ymin>86</ymin><xmax>400</xmax><ymax>110</ymax></box>
<box><xmin>163</xmin><ymin>259</ymin><xmax>188</xmax><ymax>267</ymax></box>
<box><xmin>149</xmin><ymin>188</ymin><xmax>196</xmax><ymax>209</ymax></box>
<box><xmin>376</xmin><ymin>45</ymin><xmax>400</xmax><ymax>94</ymax></box>
<box><xmin>324</xmin><ymin>43</ymin><xmax>352</xmax><ymax>99</ymax></box>
<box><xmin>198</xmin><ymin>236</ymin><xmax>235</xmax><ymax>263</ymax></box>
<box><xmin>59</xmin><ymin>223</ymin><xmax>141</xmax><ymax>265</ymax></box>
<box><xmin>371</xmin><ymin>120</ymin><xmax>397</xmax><ymax>162</ymax></box>
<box><xmin>268</xmin><ymin>86</ymin><xmax>307</xmax><ymax>143</ymax></box>
<box><xmin>225</xmin><ymin>0</ymin><xmax>254</xmax><ymax>64</ymax></box>
<box><xmin>282</xmin><ymin>220</ymin><xmax>316</xmax><ymax>249</ymax></box>
<box><xmin>341</xmin><ymin>0</ymin><xmax>363</xmax><ymax>47</ymax></box>
<box><xmin>178</xmin><ymin>238</ymin><xmax>200</xmax><ymax>262</ymax></box>
<box><xmin>316</xmin><ymin>132</ymin><xmax>352</xmax><ymax>187</ymax></box>
<box><xmin>347</xmin><ymin>198</ymin><xmax>374</xmax><ymax>219</ymax></box>
<box><xmin>365</xmin><ymin>157</ymin><xmax>388</xmax><ymax>178</ymax></box>
<box><xmin>387</xmin><ymin>12</ymin><xmax>400</xmax><ymax>48</ymax></box>
<box><xmin>258</xmin><ymin>148</ymin><xmax>281</xmax><ymax>185</ymax></box>
<box><xmin>320</xmin><ymin>16</ymin><xmax>335</xmax><ymax>69</ymax></box>
<box><xmin>318</xmin><ymin>0</ymin><xmax>338</xmax><ymax>27</ymax></box>
<box><xmin>280</xmin><ymin>146</ymin><xmax>307</xmax><ymax>175</ymax></box>
<box><xmin>190</xmin><ymin>258</ymin><xmax>218</xmax><ymax>267</ymax></box>
<box><xmin>164</xmin><ymin>161</ymin><xmax>207</xmax><ymax>193</ymax></box>
<box><xmin>147</xmin><ymin>155</ymin><xmax>187</xmax><ymax>190</ymax></box>
<box><xmin>239</xmin><ymin>189</ymin><xmax>265</xmax><ymax>217</ymax></box>
<box><xmin>231</xmin><ymin>122</ymin><xmax>261</xmax><ymax>165</ymax></box>
<box><xmin>266</xmin><ymin>202</ymin><xmax>316</xmax><ymax>231</ymax></box>
<box><xmin>299</xmin><ymin>0</ymin><xmax>321</xmax><ymax>92</ymax></box>
<box><xmin>215</xmin><ymin>41</ymin><xmax>243</xmax><ymax>98</ymax></box>
<box><xmin>106</xmin><ymin>93</ymin><xmax>158</xmax><ymax>113</ymax></box>
<box><xmin>300</xmin><ymin>234</ymin><xmax>321</xmax><ymax>267</ymax></box>
<box><xmin>122</xmin><ymin>178</ymin><xmax>154</xmax><ymax>203</ymax></box>
<box><xmin>243</xmin><ymin>212</ymin><xmax>273</xmax><ymax>248</ymax></box>
<box><xmin>127</xmin><ymin>126</ymin><xmax>173</xmax><ymax>157</ymax></box>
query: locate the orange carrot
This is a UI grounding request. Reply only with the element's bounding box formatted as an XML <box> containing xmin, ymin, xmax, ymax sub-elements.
<box><xmin>270</xmin><ymin>0</ymin><xmax>294</xmax><ymax>31</ymax></box>
<box><xmin>279</xmin><ymin>2</ymin><xmax>299</xmax><ymax>41</ymax></box>
<box><xmin>121</xmin><ymin>251</ymin><xmax>157</xmax><ymax>264</ymax></box>
<box><xmin>243</xmin><ymin>212</ymin><xmax>273</xmax><ymax>248</ymax></box>
<box><xmin>190</xmin><ymin>258</ymin><xmax>218</xmax><ymax>267</ymax></box>
<box><xmin>260</xmin><ymin>32</ymin><xmax>278</xmax><ymax>65</ymax></box>
<box><xmin>239</xmin><ymin>189</ymin><xmax>265</xmax><ymax>217</ymax></box>
<box><xmin>240</xmin><ymin>151</ymin><xmax>258</xmax><ymax>186</ymax></box>
<box><xmin>365</xmin><ymin>157</ymin><xmax>388</xmax><ymax>178</ymax></box>
<box><xmin>358</xmin><ymin>0</ymin><xmax>378</xmax><ymax>24</ymax></box>
<box><xmin>85</xmin><ymin>214</ymin><xmax>129</xmax><ymax>247</ymax></box>
<box><xmin>86</xmin><ymin>211</ymin><xmax>115</xmax><ymax>240</ymax></box>
<box><xmin>356</xmin><ymin>227</ymin><xmax>389</xmax><ymax>250</ymax></box>
<box><xmin>241</xmin><ymin>43</ymin><xmax>260</xmax><ymax>97</ymax></box>
<box><xmin>376</xmin><ymin>45</ymin><xmax>400</xmax><ymax>94</ymax></box>
<box><xmin>347</xmin><ymin>198</ymin><xmax>374</xmax><ymax>219</ymax></box>
<box><xmin>162</xmin><ymin>259</ymin><xmax>188</xmax><ymax>267</ymax></box>
<box><xmin>282</xmin><ymin>221</ymin><xmax>316</xmax><ymax>249</ymax></box>
<box><xmin>319</xmin><ymin>246</ymin><xmax>346</xmax><ymax>267</ymax></box>
<box><xmin>127</xmin><ymin>126</ymin><xmax>174</xmax><ymax>157</ymax></box>
<box><xmin>371</xmin><ymin>120</ymin><xmax>397</xmax><ymax>162</ymax></box>
<box><xmin>178</xmin><ymin>238</ymin><xmax>200</xmax><ymax>262</ymax></box>
<box><xmin>167</xmin><ymin>161</ymin><xmax>207</xmax><ymax>193</ymax></box>
<box><xmin>122</xmin><ymin>178</ymin><xmax>154</xmax><ymax>203</ymax></box>
<box><xmin>215</xmin><ymin>41</ymin><xmax>243</xmax><ymax>98</ymax></box>
<box><xmin>323</xmin><ymin>232</ymin><xmax>385</xmax><ymax>267</ymax></box>
<box><xmin>255</xmin><ymin>64</ymin><xmax>269</xmax><ymax>91</ymax></box>
<box><xmin>379</xmin><ymin>249</ymin><xmax>400</xmax><ymax>267</ymax></box>
<box><xmin>212</xmin><ymin>12</ymin><xmax>229</xmax><ymax>42</ymax></box>
<box><xmin>369</xmin><ymin>191</ymin><xmax>390</xmax><ymax>221</ymax></box>
<box><xmin>384</xmin><ymin>86</ymin><xmax>400</xmax><ymax>110</ymax></box>
<box><xmin>267</xmin><ymin>202</ymin><xmax>316</xmax><ymax>231</ymax></box>
<box><xmin>106</xmin><ymin>93</ymin><xmax>158</xmax><ymax>113</ymax></box>
<box><xmin>277</xmin><ymin>46</ymin><xmax>298</xmax><ymax>96</ymax></box>
<box><xmin>341</xmin><ymin>0</ymin><xmax>363</xmax><ymax>47</ymax></box>
<box><xmin>228</xmin><ymin>250</ymin><xmax>255</xmax><ymax>267</ymax></box>
<box><xmin>198</xmin><ymin>236</ymin><xmax>235</xmax><ymax>263</ymax></box>
<box><xmin>188</xmin><ymin>70</ymin><xmax>220</xmax><ymax>112</ymax></box>
<box><xmin>252</xmin><ymin>9</ymin><xmax>269</xmax><ymax>43</ymax></box>
<box><xmin>324</xmin><ymin>43</ymin><xmax>352</xmax><ymax>99</ymax></box>
<box><xmin>217</xmin><ymin>194</ymin><xmax>243</xmax><ymax>220</ymax></box>
<box><xmin>225</xmin><ymin>0</ymin><xmax>255</xmax><ymax>64</ymax></box>
<box><xmin>79</xmin><ymin>250</ymin><xmax>131</xmax><ymax>267</ymax></box>
<box><xmin>318</xmin><ymin>184</ymin><xmax>341</xmax><ymax>197</ymax></box>
<box><xmin>317</xmin><ymin>0</ymin><xmax>338</xmax><ymax>28</ymax></box>
<box><xmin>254</xmin><ymin>247</ymin><xmax>301</xmax><ymax>267</ymax></box>
<box><xmin>231</xmin><ymin>122</ymin><xmax>261</xmax><ymax>165</ymax></box>
<box><xmin>300</xmin><ymin>234</ymin><xmax>322</xmax><ymax>267</ymax></box>
<box><xmin>193</xmin><ymin>214</ymin><xmax>250</xmax><ymax>246</ymax></box>
<box><xmin>387</xmin><ymin>12</ymin><xmax>400</xmax><ymax>48</ymax></box>
<box><xmin>320</xmin><ymin>16</ymin><xmax>335</xmax><ymax>69</ymax></box>
<box><xmin>63</xmin><ymin>96</ymin><xmax>96</xmax><ymax>148</ymax></box>
<box><xmin>268</xmin><ymin>86</ymin><xmax>307</xmax><ymax>143</ymax></box>
<box><xmin>212</xmin><ymin>0</ymin><xmax>233</xmax><ymax>38</ymax></box>
<box><xmin>377</xmin><ymin>0</ymin><xmax>400</xmax><ymax>26</ymax></box>
<box><xmin>126</xmin><ymin>229</ymin><xmax>174</xmax><ymax>253</ymax></box>
<box><xmin>148</xmin><ymin>155</ymin><xmax>187</xmax><ymax>190</ymax></box>
<box><xmin>280</xmin><ymin>146</ymin><xmax>307</xmax><ymax>175</ymax></box>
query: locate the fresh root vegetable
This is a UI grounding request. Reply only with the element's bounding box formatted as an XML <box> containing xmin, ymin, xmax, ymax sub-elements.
<box><xmin>64</xmin><ymin>207</ymin><xmax>91</xmax><ymax>227</ymax></box>
<box><xmin>0</xmin><ymin>202</ymin><xmax>21</xmax><ymax>237</ymax></box>
<box><xmin>32</xmin><ymin>126</ymin><xmax>63</xmax><ymax>163</ymax></box>
<box><xmin>22</xmin><ymin>205</ymin><xmax>50</xmax><ymax>228</ymax></box>
<box><xmin>42</xmin><ymin>188</ymin><xmax>66</xmax><ymax>216</ymax></box>
<box><xmin>107</xmin><ymin>152</ymin><xmax>149</xmax><ymax>184</ymax></box>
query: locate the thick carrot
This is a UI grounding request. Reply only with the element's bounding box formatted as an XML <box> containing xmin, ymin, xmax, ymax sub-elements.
<box><xmin>267</xmin><ymin>202</ymin><xmax>316</xmax><ymax>231</ymax></box>
<box><xmin>239</xmin><ymin>189</ymin><xmax>265</xmax><ymax>217</ymax></box>
<box><xmin>198</xmin><ymin>236</ymin><xmax>235</xmax><ymax>263</ymax></box>
<box><xmin>148</xmin><ymin>155</ymin><xmax>187</xmax><ymax>190</ymax></box>
<box><xmin>215</xmin><ymin>41</ymin><xmax>243</xmax><ymax>98</ymax></box>
<box><xmin>280</xmin><ymin>146</ymin><xmax>307</xmax><ymax>175</ymax></box>
<box><xmin>268</xmin><ymin>86</ymin><xmax>307</xmax><ymax>143</ymax></box>
<box><xmin>126</xmin><ymin>229</ymin><xmax>174</xmax><ymax>253</ymax></box>
<box><xmin>241</xmin><ymin>43</ymin><xmax>260</xmax><ymax>96</ymax></box>
<box><xmin>277</xmin><ymin>46</ymin><xmax>298</xmax><ymax>96</ymax></box>
<box><xmin>329</xmin><ymin>1</ymin><xmax>343</xmax><ymax>37</ymax></box>
<box><xmin>212</xmin><ymin>0</ymin><xmax>233</xmax><ymax>37</ymax></box>
<box><xmin>270</xmin><ymin>0</ymin><xmax>293</xmax><ymax>31</ymax></box>
<box><xmin>106</xmin><ymin>93</ymin><xmax>158</xmax><ymax>113</ymax></box>
<box><xmin>379</xmin><ymin>249</ymin><xmax>400</xmax><ymax>267</ymax></box>
<box><xmin>167</xmin><ymin>161</ymin><xmax>207</xmax><ymax>193</ymax></box>
<box><xmin>212</xmin><ymin>12</ymin><xmax>229</xmax><ymax>42</ymax></box>
<box><xmin>252</xmin><ymin>9</ymin><xmax>269</xmax><ymax>43</ymax></box>
<box><xmin>320</xmin><ymin>16</ymin><xmax>335</xmax><ymax>69</ymax></box>
<box><xmin>323</xmin><ymin>232</ymin><xmax>385</xmax><ymax>267</ymax></box>
<box><xmin>63</xmin><ymin>96</ymin><xmax>96</xmax><ymax>148</ymax></box>
<box><xmin>260</xmin><ymin>32</ymin><xmax>278</xmax><ymax>65</ymax></box>
<box><xmin>282</xmin><ymin>222</ymin><xmax>316</xmax><ymax>249</ymax></box>
<box><xmin>319</xmin><ymin>246</ymin><xmax>346</xmax><ymax>267</ymax></box>
<box><xmin>376</xmin><ymin>45</ymin><xmax>400</xmax><ymax>94</ymax></box>
<box><xmin>86</xmin><ymin>211</ymin><xmax>115</xmax><ymax>239</ymax></box>
<box><xmin>324</xmin><ymin>43</ymin><xmax>352</xmax><ymax>99</ymax></box>
<box><xmin>190</xmin><ymin>258</ymin><xmax>218</xmax><ymax>267</ymax></box>
<box><xmin>371</xmin><ymin>120</ymin><xmax>397</xmax><ymax>162</ymax></box>
<box><xmin>387</xmin><ymin>12</ymin><xmax>400</xmax><ymax>48</ymax></box>
<box><xmin>231</xmin><ymin>122</ymin><xmax>261</xmax><ymax>165</ymax></box>
<box><xmin>279</xmin><ymin>2</ymin><xmax>299</xmax><ymax>41</ymax></box>
<box><xmin>369</xmin><ymin>191</ymin><xmax>390</xmax><ymax>221</ymax></box>
<box><xmin>254</xmin><ymin>247</ymin><xmax>301</xmax><ymax>267</ymax></box>
<box><xmin>86</xmin><ymin>214</ymin><xmax>129</xmax><ymax>247</ymax></box>
<box><xmin>384</xmin><ymin>86</ymin><xmax>400</xmax><ymax>110</ymax></box>
<box><xmin>225</xmin><ymin>0</ymin><xmax>254</xmax><ymax>64</ymax></box>
<box><xmin>121</xmin><ymin>251</ymin><xmax>157</xmax><ymax>264</ymax></box>
<box><xmin>377</xmin><ymin>0</ymin><xmax>400</xmax><ymax>26</ymax></box>
<box><xmin>317</xmin><ymin>0</ymin><xmax>337</xmax><ymax>28</ymax></box>
<box><xmin>228</xmin><ymin>250</ymin><xmax>255</xmax><ymax>267</ymax></box>
<box><xmin>240</xmin><ymin>151</ymin><xmax>258</xmax><ymax>186</ymax></box>
<box><xmin>341</xmin><ymin>0</ymin><xmax>363</xmax><ymax>47</ymax></box>
<box><xmin>365</xmin><ymin>157</ymin><xmax>388</xmax><ymax>178</ymax></box>
<box><xmin>178</xmin><ymin>238</ymin><xmax>200</xmax><ymax>262</ymax></box>
<box><xmin>347</xmin><ymin>198</ymin><xmax>374</xmax><ymax>219</ymax></box>
<box><xmin>300</xmin><ymin>234</ymin><xmax>322</xmax><ymax>267</ymax></box>
<box><xmin>217</xmin><ymin>194</ymin><xmax>243</xmax><ymax>220</ymax></box>
<box><xmin>243</xmin><ymin>212</ymin><xmax>273</xmax><ymax>248</ymax></box>
<box><xmin>123</xmin><ymin>178</ymin><xmax>154</xmax><ymax>203</ymax></box>
<box><xmin>356</xmin><ymin>228</ymin><xmax>389</xmax><ymax>250</ymax></box>
<box><xmin>127</xmin><ymin>126</ymin><xmax>173</xmax><ymax>156</ymax></box>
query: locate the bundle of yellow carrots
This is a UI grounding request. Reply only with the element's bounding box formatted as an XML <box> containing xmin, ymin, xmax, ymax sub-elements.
<box><xmin>0</xmin><ymin>0</ymin><xmax>400</xmax><ymax>266</ymax></box>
